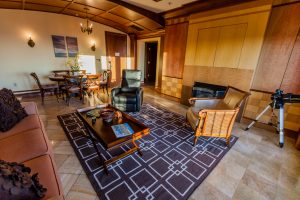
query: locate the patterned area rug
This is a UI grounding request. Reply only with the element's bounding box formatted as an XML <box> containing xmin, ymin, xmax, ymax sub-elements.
<box><xmin>57</xmin><ymin>104</ymin><xmax>238</xmax><ymax>200</ymax></box>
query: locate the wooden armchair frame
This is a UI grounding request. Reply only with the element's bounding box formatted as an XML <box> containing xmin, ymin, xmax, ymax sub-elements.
<box><xmin>187</xmin><ymin>86</ymin><xmax>250</xmax><ymax>147</ymax></box>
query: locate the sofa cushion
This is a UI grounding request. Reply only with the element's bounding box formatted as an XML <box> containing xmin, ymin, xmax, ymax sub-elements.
<box><xmin>24</xmin><ymin>155</ymin><xmax>62</xmax><ymax>200</ymax></box>
<box><xmin>0</xmin><ymin>88</ymin><xmax>27</xmax><ymax>121</ymax></box>
<box><xmin>0</xmin><ymin>129</ymin><xmax>49</xmax><ymax>163</ymax></box>
<box><xmin>0</xmin><ymin>101</ymin><xmax>19</xmax><ymax>132</ymax></box>
<box><xmin>0</xmin><ymin>115</ymin><xmax>42</xmax><ymax>139</ymax></box>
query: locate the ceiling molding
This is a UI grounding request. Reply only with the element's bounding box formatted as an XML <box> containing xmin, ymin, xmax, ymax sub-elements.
<box><xmin>107</xmin><ymin>0</ymin><xmax>165</xmax><ymax>27</ymax></box>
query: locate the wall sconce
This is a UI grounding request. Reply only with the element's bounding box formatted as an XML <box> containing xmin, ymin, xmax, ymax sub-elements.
<box><xmin>27</xmin><ymin>35</ymin><xmax>35</xmax><ymax>48</ymax></box>
<box><xmin>91</xmin><ymin>42</ymin><xmax>96</xmax><ymax>51</ymax></box>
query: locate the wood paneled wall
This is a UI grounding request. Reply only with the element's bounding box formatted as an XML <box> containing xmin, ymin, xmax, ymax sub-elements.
<box><xmin>162</xmin><ymin>23</ymin><xmax>188</xmax><ymax>78</ymax></box>
<box><xmin>161</xmin><ymin>22</ymin><xmax>188</xmax><ymax>98</ymax></box>
<box><xmin>252</xmin><ymin>2</ymin><xmax>300</xmax><ymax>93</ymax></box>
<box><xmin>181</xmin><ymin>1</ymin><xmax>271</xmax><ymax>103</ymax></box>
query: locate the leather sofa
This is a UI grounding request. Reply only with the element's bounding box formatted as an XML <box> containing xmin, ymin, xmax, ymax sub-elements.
<box><xmin>0</xmin><ymin>102</ymin><xmax>64</xmax><ymax>200</ymax></box>
<box><xmin>111</xmin><ymin>70</ymin><xmax>143</xmax><ymax>112</ymax></box>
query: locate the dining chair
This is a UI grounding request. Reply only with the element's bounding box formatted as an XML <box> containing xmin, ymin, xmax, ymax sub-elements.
<box><xmin>62</xmin><ymin>75</ymin><xmax>84</xmax><ymax>106</ymax></box>
<box><xmin>30</xmin><ymin>72</ymin><xmax>59</xmax><ymax>103</ymax></box>
<box><xmin>100</xmin><ymin>70</ymin><xmax>111</xmax><ymax>95</ymax></box>
<box><xmin>83</xmin><ymin>74</ymin><xmax>101</xmax><ymax>96</ymax></box>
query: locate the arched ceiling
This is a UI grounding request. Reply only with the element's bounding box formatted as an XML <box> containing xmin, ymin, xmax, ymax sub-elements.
<box><xmin>0</xmin><ymin>0</ymin><xmax>165</xmax><ymax>34</ymax></box>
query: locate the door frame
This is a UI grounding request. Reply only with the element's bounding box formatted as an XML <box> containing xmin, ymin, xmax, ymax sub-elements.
<box><xmin>144</xmin><ymin>41</ymin><xmax>158</xmax><ymax>83</ymax></box>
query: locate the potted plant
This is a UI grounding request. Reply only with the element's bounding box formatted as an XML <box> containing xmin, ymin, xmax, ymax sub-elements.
<box><xmin>66</xmin><ymin>55</ymin><xmax>82</xmax><ymax>75</ymax></box>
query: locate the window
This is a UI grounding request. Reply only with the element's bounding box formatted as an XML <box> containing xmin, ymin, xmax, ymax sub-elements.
<box><xmin>78</xmin><ymin>55</ymin><xmax>96</xmax><ymax>74</ymax></box>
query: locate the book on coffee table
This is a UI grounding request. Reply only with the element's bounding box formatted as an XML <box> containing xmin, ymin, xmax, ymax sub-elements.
<box><xmin>111</xmin><ymin>123</ymin><xmax>134</xmax><ymax>138</ymax></box>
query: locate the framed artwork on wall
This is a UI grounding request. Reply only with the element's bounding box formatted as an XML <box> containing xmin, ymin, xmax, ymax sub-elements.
<box><xmin>66</xmin><ymin>36</ymin><xmax>79</xmax><ymax>57</ymax></box>
<box><xmin>51</xmin><ymin>35</ymin><xmax>67</xmax><ymax>57</ymax></box>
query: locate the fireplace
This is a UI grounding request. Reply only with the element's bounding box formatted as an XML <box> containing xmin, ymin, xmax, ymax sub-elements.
<box><xmin>192</xmin><ymin>82</ymin><xmax>227</xmax><ymax>98</ymax></box>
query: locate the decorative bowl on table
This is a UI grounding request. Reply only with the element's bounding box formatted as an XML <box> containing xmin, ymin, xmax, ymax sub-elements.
<box><xmin>99</xmin><ymin>108</ymin><xmax>115</xmax><ymax>123</ymax></box>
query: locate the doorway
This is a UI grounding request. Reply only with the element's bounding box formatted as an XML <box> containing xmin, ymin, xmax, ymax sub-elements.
<box><xmin>105</xmin><ymin>31</ymin><xmax>127</xmax><ymax>86</ymax></box>
<box><xmin>144</xmin><ymin>42</ymin><xmax>158</xmax><ymax>84</ymax></box>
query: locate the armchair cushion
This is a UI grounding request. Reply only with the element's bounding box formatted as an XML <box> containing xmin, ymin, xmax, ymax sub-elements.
<box><xmin>113</xmin><ymin>93</ymin><xmax>137</xmax><ymax>104</ymax></box>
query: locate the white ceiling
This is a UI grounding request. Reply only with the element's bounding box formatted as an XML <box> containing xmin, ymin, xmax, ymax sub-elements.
<box><xmin>123</xmin><ymin>0</ymin><xmax>199</xmax><ymax>13</ymax></box>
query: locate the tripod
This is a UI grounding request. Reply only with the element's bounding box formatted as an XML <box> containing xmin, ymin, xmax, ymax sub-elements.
<box><xmin>245</xmin><ymin>100</ymin><xmax>285</xmax><ymax>148</ymax></box>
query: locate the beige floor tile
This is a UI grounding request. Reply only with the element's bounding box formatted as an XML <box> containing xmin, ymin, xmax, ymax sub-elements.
<box><xmin>232</xmin><ymin>182</ymin><xmax>268</xmax><ymax>200</ymax></box>
<box><xmin>53</xmin><ymin>154</ymin><xmax>69</xmax><ymax>169</ymax></box>
<box><xmin>59</xmin><ymin>155</ymin><xmax>83</xmax><ymax>175</ymax></box>
<box><xmin>71</xmin><ymin>174</ymin><xmax>97</xmax><ymax>196</ymax></box>
<box><xmin>241</xmin><ymin>170</ymin><xmax>277</xmax><ymax>200</ymax></box>
<box><xmin>189</xmin><ymin>181</ymin><xmax>231</xmax><ymax>200</ymax></box>
<box><xmin>53</xmin><ymin>141</ymin><xmax>75</xmax><ymax>155</ymax></box>
<box><xmin>60</xmin><ymin>173</ymin><xmax>80</xmax><ymax>196</ymax></box>
<box><xmin>66</xmin><ymin>191</ymin><xmax>96</xmax><ymax>200</ymax></box>
<box><xmin>206</xmin><ymin>165</ymin><xmax>241</xmax><ymax>198</ymax></box>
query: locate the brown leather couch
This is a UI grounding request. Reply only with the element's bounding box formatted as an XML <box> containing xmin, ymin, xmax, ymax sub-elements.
<box><xmin>0</xmin><ymin>102</ymin><xmax>64</xmax><ymax>200</ymax></box>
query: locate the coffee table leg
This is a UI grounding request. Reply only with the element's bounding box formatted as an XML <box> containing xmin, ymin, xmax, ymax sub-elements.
<box><xmin>132</xmin><ymin>140</ymin><xmax>143</xmax><ymax>156</ymax></box>
<box><xmin>82</xmin><ymin>122</ymin><xmax>110</xmax><ymax>175</ymax></box>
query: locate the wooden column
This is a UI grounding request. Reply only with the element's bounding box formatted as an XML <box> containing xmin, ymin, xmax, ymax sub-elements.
<box><xmin>129</xmin><ymin>33</ymin><xmax>137</xmax><ymax>69</ymax></box>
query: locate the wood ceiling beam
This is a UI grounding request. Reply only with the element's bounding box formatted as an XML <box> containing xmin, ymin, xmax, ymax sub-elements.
<box><xmin>162</xmin><ymin>0</ymin><xmax>257</xmax><ymax>19</ymax></box>
<box><xmin>60</xmin><ymin>0</ymin><xmax>75</xmax><ymax>13</ymax></box>
<box><xmin>107</xmin><ymin>0</ymin><xmax>165</xmax><ymax>27</ymax></box>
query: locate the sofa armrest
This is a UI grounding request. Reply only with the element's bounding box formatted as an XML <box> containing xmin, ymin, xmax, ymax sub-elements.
<box><xmin>21</xmin><ymin>102</ymin><xmax>38</xmax><ymax>115</ymax></box>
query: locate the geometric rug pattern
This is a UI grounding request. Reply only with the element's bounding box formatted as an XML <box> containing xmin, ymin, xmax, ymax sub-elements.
<box><xmin>58</xmin><ymin>104</ymin><xmax>238</xmax><ymax>200</ymax></box>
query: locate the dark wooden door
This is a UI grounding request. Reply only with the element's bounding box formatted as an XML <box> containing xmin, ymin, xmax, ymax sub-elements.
<box><xmin>145</xmin><ymin>42</ymin><xmax>158</xmax><ymax>83</ymax></box>
<box><xmin>105</xmin><ymin>31</ymin><xmax>127</xmax><ymax>86</ymax></box>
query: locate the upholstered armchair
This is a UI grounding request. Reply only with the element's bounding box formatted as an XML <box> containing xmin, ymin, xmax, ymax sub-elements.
<box><xmin>186</xmin><ymin>86</ymin><xmax>250</xmax><ymax>147</ymax></box>
<box><xmin>111</xmin><ymin>70</ymin><xmax>143</xmax><ymax>112</ymax></box>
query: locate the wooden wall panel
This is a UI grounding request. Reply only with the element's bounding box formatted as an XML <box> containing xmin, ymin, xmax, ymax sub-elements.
<box><xmin>194</xmin><ymin>27</ymin><xmax>219</xmax><ymax>66</ymax></box>
<box><xmin>185</xmin><ymin>5</ymin><xmax>271</xmax><ymax>70</ymax></box>
<box><xmin>251</xmin><ymin>3</ymin><xmax>300</xmax><ymax>92</ymax></box>
<box><xmin>280</xmin><ymin>31</ymin><xmax>300</xmax><ymax>94</ymax></box>
<box><xmin>162</xmin><ymin>22</ymin><xmax>188</xmax><ymax>78</ymax></box>
<box><xmin>183</xmin><ymin>66</ymin><xmax>254</xmax><ymax>91</ymax></box>
<box><xmin>181</xmin><ymin>2</ymin><xmax>271</xmax><ymax>104</ymax></box>
<box><xmin>214</xmin><ymin>23</ymin><xmax>247</xmax><ymax>68</ymax></box>
<box><xmin>280</xmin><ymin>31</ymin><xmax>300</xmax><ymax>93</ymax></box>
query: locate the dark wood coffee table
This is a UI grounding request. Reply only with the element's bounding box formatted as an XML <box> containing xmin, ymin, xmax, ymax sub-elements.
<box><xmin>77</xmin><ymin>106</ymin><xmax>150</xmax><ymax>174</ymax></box>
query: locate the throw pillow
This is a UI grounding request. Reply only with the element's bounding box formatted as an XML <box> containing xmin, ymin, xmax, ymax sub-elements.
<box><xmin>0</xmin><ymin>88</ymin><xmax>27</xmax><ymax>121</ymax></box>
<box><xmin>0</xmin><ymin>101</ymin><xmax>18</xmax><ymax>132</ymax></box>
<box><xmin>0</xmin><ymin>160</ymin><xmax>47</xmax><ymax>200</ymax></box>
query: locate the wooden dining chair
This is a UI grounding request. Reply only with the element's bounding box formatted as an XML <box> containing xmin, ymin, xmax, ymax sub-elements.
<box><xmin>30</xmin><ymin>72</ymin><xmax>59</xmax><ymax>103</ymax></box>
<box><xmin>83</xmin><ymin>74</ymin><xmax>101</xmax><ymax>96</ymax></box>
<box><xmin>100</xmin><ymin>70</ymin><xmax>111</xmax><ymax>95</ymax></box>
<box><xmin>62</xmin><ymin>75</ymin><xmax>84</xmax><ymax>106</ymax></box>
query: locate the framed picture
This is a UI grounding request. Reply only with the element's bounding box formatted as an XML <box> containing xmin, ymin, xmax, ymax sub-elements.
<box><xmin>66</xmin><ymin>36</ymin><xmax>79</xmax><ymax>57</ymax></box>
<box><xmin>51</xmin><ymin>35</ymin><xmax>67</xmax><ymax>57</ymax></box>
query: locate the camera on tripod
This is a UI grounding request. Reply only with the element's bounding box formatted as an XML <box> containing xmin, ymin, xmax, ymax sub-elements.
<box><xmin>271</xmin><ymin>89</ymin><xmax>300</xmax><ymax>109</ymax></box>
<box><xmin>245</xmin><ymin>89</ymin><xmax>300</xmax><ymax>148</ymax></box>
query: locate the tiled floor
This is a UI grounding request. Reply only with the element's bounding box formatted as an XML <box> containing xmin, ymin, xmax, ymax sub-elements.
<box><xmin>22</xmin><ymin>87</ymin><xmax>300</xmax><ymax>200</ymax></box>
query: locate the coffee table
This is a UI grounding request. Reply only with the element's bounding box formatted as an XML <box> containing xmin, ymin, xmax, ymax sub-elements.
<box><xmin>77</xmin><ymin>106</ymin><xmax>150</xmax><ymax>174</ymax></box>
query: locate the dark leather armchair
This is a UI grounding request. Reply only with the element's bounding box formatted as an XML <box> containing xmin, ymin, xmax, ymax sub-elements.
<box><xmin>111</xmin><ymin>70</ymin><xmax>143</xmax><ymax>112</ymax></box>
